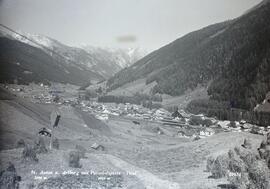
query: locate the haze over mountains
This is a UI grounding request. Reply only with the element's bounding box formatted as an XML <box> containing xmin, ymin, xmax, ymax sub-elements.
<box><xmin>108</xmin><ymin>0</ymin><xmax>270</xmax><ymax>110</ymax></box>
<box><xmin>0</xmin><ymin>30</ymin><xmax>146</xmax><ymax>85</ymax></box>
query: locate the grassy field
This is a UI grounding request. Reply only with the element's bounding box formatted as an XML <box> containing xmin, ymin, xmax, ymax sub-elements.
<box><xmin>0</xmin><ymin>87</ymin><xmax>264</xmax><ymax>188</ymax></box>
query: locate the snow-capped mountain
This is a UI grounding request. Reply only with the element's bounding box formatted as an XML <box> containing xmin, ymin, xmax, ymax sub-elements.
<box><xmin>82</xmin><ymin>46</ymin><xmax>147</xmax><ymax>69</ymax></box>
<box><xmin>0</xmin><ymin>36</ymin><xmax>103</xmax><ymax>86</ymax></box>
<box><xmin>9</xmin><ymin>31</ymin><xmax>53</xmax><ymax>49</ymax></box>
<box><xmin>2</xmin><ymin>30</ymin><xmax>147</xmax><ymax>78</ymax></box>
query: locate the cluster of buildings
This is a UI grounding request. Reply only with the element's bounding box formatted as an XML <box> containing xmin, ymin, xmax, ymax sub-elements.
<box><xmin>1</xmin><ymin>83</ymin><xmax>78</xmax><ymax>105</ymax></box>
<box><xmin>78</xmin><ymin>100</ymin><xmax>172</xmax><ymax>122</ymax></box>
<box><xmin>3</xmin><ymin>83</ymin><xmax>269</xmax><ymax>140</ymax></box>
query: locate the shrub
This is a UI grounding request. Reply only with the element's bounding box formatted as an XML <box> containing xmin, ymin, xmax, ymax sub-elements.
<box><xmin>68</xmin><ymin>151</ymin><xmax>82</xmax><ymax>168</ymax></box>
<box><xmin>150</xmin><ymin>94</ymin><xmax>163</xmax><ymax>102</ymax></box>
<box><xmin>250</xmin><ymin>126</ymin><xmax>261</xmax><ymax>135</ymax></box>
<box><xmin>75</xmin><ymin>145</ymin><xmax>86</xmax><ymax>159</ymax></box>
<box><xmin>52</xmin><ymin>138</ymin><xmax>59</xmax><ymax>150</ymax></box>
<box><xmin>0</xmin><ymin>162</ymin><xmax>21</xmax><ymax>189</ymax></box>
<box><xmin>193</xmin><ymin>136</ymin><xmax>201</xmax><ymax>141</ymax></box>
<box><xmin>180</xmin><ymin>117</ymin><xmax>186</xmax><ymax>122</ymax></box>
<box><xmin>34</xmin><ymin>137</ymin><xmax>48</xmax><ymax>154</ymax></box>
<box><xmin>22</xmin><ymin>145</ymin><xmax>38</xmax><ymax>163</ymax></box>
<box><xmin>189</xmin><ymin>115</ymin><xmax>204</xmax><ymax>126</ymax></box>
<box><xmin>228</xmin><ymin>121</ymin><xmax>237</xmax><ymax>128</ymax></box>
<box><xmin>16</xmin><ymin>139</ymin><xmax>25</xmax><ymax>148</ymax></box>
<box><xmin>27</xmin><ymin>183</ymin><xmax>35</xmax><ymax>189</ymax></box>
<box><xmin>202</xmin><ymin>119</ymin><xmax>213</xmax><ymax>127</ymax></box>
<box><xmin>150</xmin><ymin>103</ymin><xmax>162</xmax><ymax>109</ymax></box>
<box><xmin>85</xmin><ymin>90</ymin><xmax>98</xmax><ymax>99</ymax></box>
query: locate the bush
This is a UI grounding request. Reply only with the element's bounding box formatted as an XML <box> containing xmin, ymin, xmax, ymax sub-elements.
<box><xmin>85</xmin><ymin>90</ymin><xmax>98</xmax><ymax>100</ymax></box>
<box><xmin>150</xmin><ymin>103</ymin><xmax>162</xmax><ymax>109</ymax></box>
<box><xmin>228</xmin><ymin>121</ymin><xmax>237</xmax><ymax>128</ymax></box>
<box><xmin>34</xmin><ymin>137</ymin><xmax>48</xmax><ymax>154</ymax></box>
<box><xmin>150</xmin><ymin>94</ymin><xmax>163</xmax><ymax>102</ymax></box>
<box><xmin>193</xmin><ymin>136</ymin><xmax>201</xmax><ymax>141</ymax></box>
<box><xmin>75</xmin><ymin>145</ymin><xmax>86</xmax><ymax>159</ymax></box>
<box><xmin>52</xmin><ymin>138</ymin><xmax>59</xmax><ymax>150</ymax></box>
<box><xmin>22</xmin><ymin>145</ymin><xmax>38</xmax><ymax>163</ymax></box>
<box><xmin>250</xmin><ymin>126</ymin><xmax>261</xmax><ymax>135</ymax></box>
<box><xmin>27</xmin><ymin>183</ymin><xmax>35</xmax><ymax>189</ymax></box>
<box><xmin>16</xmin><ymin>139</ymin><xmax>25</xmax><ymax>148</ymax></box>
<box><xmin>202</xmin><ymin>119</ymin><xmax>213</xmax><ymax>127</ymax></box>
<box><xmin>68</xmin><ymin>151</ymin><xmax>82</xmax><ymax>168</ymax></box>
<box><xmin>189</xmin><ymin>115</ymin><xmax>204</xmax><ymax>126</ymax></box>
<box><xmin>0</xmin><ymin>162</ymin><xmax>21</xmax><ymax>189</ymax></box>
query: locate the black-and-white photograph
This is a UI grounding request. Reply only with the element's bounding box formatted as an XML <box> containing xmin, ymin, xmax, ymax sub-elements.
<box><xmin>0</xmin><ymin>0</ymin><xmax>270</xmax><ymax>188</ymax></box>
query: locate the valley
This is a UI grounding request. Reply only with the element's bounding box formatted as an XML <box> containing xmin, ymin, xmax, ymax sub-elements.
<box><xmin>0</xmin><ymin>83</ymin><xmax>267</xmax><ymax>188</ymax></box>
<box><xmin>1</xmin><ymin>0</ymin><xmax>270</xmax><ymax>188</ymax></box>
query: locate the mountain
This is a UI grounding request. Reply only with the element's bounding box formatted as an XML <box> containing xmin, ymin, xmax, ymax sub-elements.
<box><xmin>107</xmin><ymin>0</ymin><xmax>270</xmax><ymax>110</ymax></box>
<box><xmin>82</xmin><ymin>46</ymin><xmax>147</xmax><ymax>69</ymax></box>
<box><xmin>107</xmin><ymin>20</ymin><xmax>231</xmax><ymax>94</ymax></box>
<box><xmin>0</xmin><ymin>36</ymin><xmax>103</xmax><ymax>85</ymax></box>
<box><xmin>2</xmin><ymin>31</ymin><xmax>146</xmax><ymax>78</ymax></box>
<box><xmin>0</xmin><ymin>30</ymin><xmax>147</xmax><ymax>85</ymax></box>
<box><xmin>1</xmin><ymin>31</ymin><xmax>120</xmax><ymax>78</ymax></box>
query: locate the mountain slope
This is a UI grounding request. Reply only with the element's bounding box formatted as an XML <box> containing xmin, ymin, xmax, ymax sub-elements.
<box><xmin>82</xmin><ymin>46</ymin><xmax>147</xmax><ymax>69</ymax></box>
<box><xmin>0</xmin><ymin>37</ymin><xmax>103</xmax><ymax>85</ymax></box>
<box><xmin>107</xmin><ymin>20</ymin><xmax>232</xmax><ymax>93</ymax></box>
<box><xmin>1</xmin><ymin>31</ymin><xmax>146</xmax><ymax>78</ymax></box>
<box><xmin>108</xmin><ymin>0</ymin><xmax>270</xmax><ymax>110</ymax></box>
<box><xmin>1</xmin><ymin>32</ymin><xmax>120</xmax><ymax>78</ymax></box>
<box><xmin>207</xmin><ymin>1</ymin><xmax>270</xmax><ymax>109</ymax></box>
<box><xmin>0</xmin><ymin>30</ymin><xmax>147</xmax><ymax>85</ymax></box>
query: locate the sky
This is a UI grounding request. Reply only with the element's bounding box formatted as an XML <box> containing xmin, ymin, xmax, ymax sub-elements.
<box><xmin>0</xmin><ymin>0</ymin><xmax>262</xmax><ymax>51</ymax></box>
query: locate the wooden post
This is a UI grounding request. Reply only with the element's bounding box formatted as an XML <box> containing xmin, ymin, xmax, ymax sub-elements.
<box><xmin>50</xmin><ymin>107</ymin><xmax>61</xmax><ymax>150</ymax></box>
<box><xmin>49</xmin><ymin>128</ymin><xmax>53</xmax><ymax>150</ymax></box>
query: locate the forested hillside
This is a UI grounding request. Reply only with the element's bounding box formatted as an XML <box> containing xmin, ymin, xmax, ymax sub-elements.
<box><xmin>107</xmin><ymin>21</ymin><xmax>231</xmax><ymax>94</ymax></box>
<box><xmin>108</xmin><ymin>0</ymin><xmax>270</xmax><ymax>110</ymax></box>
<box><xmin>207</xmin><ymin>2</ymin><xmax>270</xmax><ymax>109</ymax></box>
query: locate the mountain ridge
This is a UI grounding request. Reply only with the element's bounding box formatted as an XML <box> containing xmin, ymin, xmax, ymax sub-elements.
<box><xmin>0</xmin><ymin>29</ymin><xmax>147</xmax><ymax>85</ymax></box>
<box><xmin>0</xmin><ymin>30</ymin><xmax>147</xmax><ymax>79</ymax></box>
<box><xmin>107</xmin><ymin>0</ymin><xmax>270</xmax><ymax>110</ymax></box>
<box><xmin>0</xmin><ymin>36</ymin><xmax>103</xmax><ymax>85</ymax></box>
